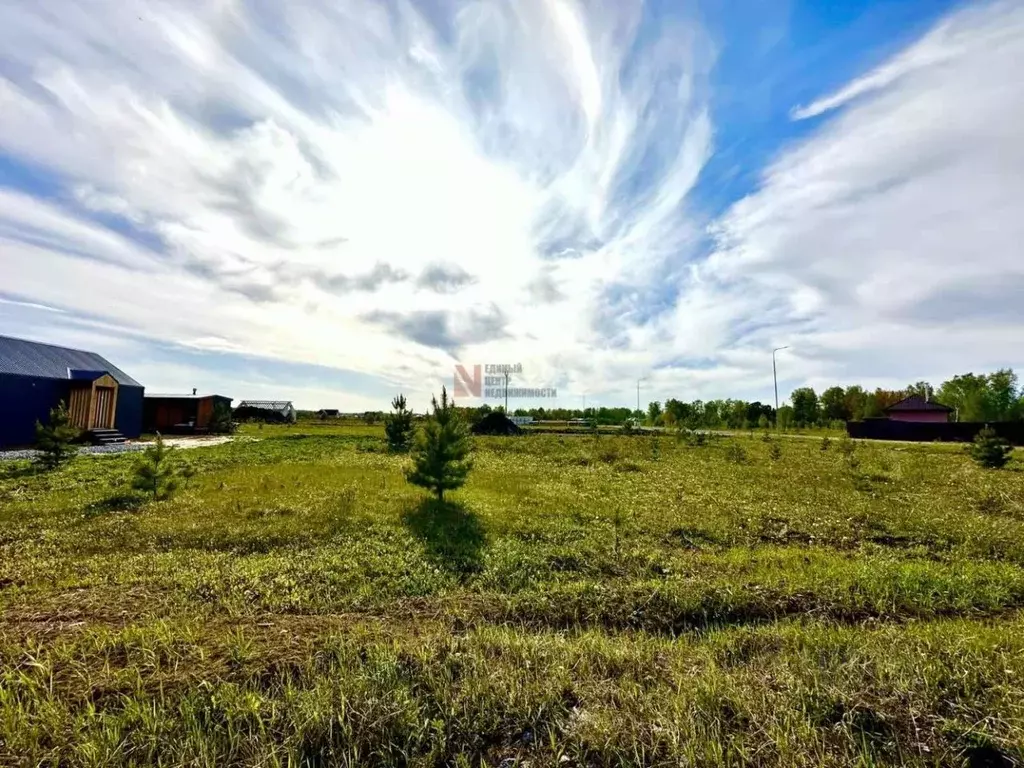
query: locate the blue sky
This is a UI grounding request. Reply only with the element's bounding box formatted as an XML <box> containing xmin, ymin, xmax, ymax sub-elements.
<box><xmin>1</xmin><ymin>0</ymin><xmax>1021</xmax><ymax>411</ymax></box>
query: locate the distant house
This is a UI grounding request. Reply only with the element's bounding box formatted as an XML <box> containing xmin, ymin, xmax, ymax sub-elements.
<box><xmin>0</xmin><ymin>335</ymin><xmax>144</xmax><ymax>447</ymax></box>
<box><xmin>883</xmin><ymin>395</ymin><xmax>953</xmax><ymax>423</ymax></box>
<box><xmin>235</xmin><ymin>400</ymin><xmax>297</xmax><ymax>423</ymax></box>
<box><xmin>144</xmin><ymin>391</ymin><xmax>233</xmax><ymax>433</ymax></box>
<box><xmin>317</xmin><ymin>409</ymin><xmax>340</xmax><ymax>419</ymax></box>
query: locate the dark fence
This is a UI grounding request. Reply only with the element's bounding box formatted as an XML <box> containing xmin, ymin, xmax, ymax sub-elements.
<box><xmin>847</xmin><ymin>419</ymin><xmax>1024</xmax><ymax>445</ymax></box>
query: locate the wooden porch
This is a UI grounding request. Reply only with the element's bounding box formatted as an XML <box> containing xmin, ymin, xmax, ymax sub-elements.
<box><xmin>68</xmin><ymin>374</ymin><xmax>119</xmax><ymax>431</ymax></box>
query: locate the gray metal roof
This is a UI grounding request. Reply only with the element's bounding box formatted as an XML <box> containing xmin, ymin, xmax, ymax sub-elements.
<box><xmin>237</xmin><ymin>400</ymin><xmax>294</xmax><ymax>411</ymax></box>
<box><xmin>0</xmin><ymin>335</ymin><xmax>142</xmax><ymax>387</ymax></box>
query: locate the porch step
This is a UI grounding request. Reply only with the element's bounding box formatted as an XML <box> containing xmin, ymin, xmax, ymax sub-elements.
<box><xmin>87</xmin><ymin>428</ymin><xmax>127</xmax><ymax>446</ymax></box>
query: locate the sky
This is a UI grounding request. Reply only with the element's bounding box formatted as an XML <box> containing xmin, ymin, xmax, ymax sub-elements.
<box><xmin>1</xmin><ymin>0</ymin><xmax>1022</xmax><ymax>412</ymax></box>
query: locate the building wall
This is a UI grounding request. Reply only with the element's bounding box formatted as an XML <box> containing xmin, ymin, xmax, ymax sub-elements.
<box><xmin>0</xmin><ymin>374</ymin><xmax>71</xmax><ymax>447</ymax></box>
<box><xmin>114</xmin><ymin>386</ymin><xmax>144</xmax><ymax>438</ymax></box>
<box><xmin>888</xmin><ymin>410</ymin><xmax>949</xmax><ymax>423</ymax></box>
<box><xmin>196</xmin><ymin>397</ymin><xmax>215</xmax><ymax>428</ymax></box>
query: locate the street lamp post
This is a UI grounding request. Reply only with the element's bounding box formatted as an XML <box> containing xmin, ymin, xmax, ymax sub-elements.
<box><xmin>637</xmin><ymin>378</ymin><xmax>646</xmax><ymax>420</ymax></box>
<box><xmin>772</xmin><ymin>347</ymin><xmax>789</xmax><ymax>423</ymax></box>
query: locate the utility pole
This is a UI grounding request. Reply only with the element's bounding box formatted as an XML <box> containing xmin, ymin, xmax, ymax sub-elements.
<box><xmin>636</xmin><ymin>377</ymin><xmax>645</xmax><ymax>419</ymax></box>
<box><xmin>503</xmin><ymin>369</ymin><xmax>511</xmax><ymax>414</ymax></box>
<box><xmin>772</xmin><ymin>347</ymin><xmax>789</xmax><ymax>423</ymax></box>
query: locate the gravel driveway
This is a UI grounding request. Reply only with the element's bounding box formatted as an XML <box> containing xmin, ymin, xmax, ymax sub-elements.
<box><xmin>0</xmin><ymin>436</ymin><xmax>236</xmax><ymax>462</ymax></box>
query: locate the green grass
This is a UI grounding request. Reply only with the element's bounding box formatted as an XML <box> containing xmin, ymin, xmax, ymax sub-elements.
<box><xmin>2</xmin><ymin>427</ymin><xmax>1023</xmax><ymax>766</ymax></box>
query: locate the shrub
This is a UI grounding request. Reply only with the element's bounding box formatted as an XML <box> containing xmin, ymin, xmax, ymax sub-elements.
<box><xmin>969</xmin><ymin>426</ymin><xmax>1013</xmax><ymax>469</ymax></box>
<box><xmin>725</xmin><ymin>442</ymin><xmax>747</xmax><ymax>463</ymax></box>
<box><xmin>678</xmin><ymin>428</ymin><xmax>707</xmax><ymax>447</ymax></box>
<box><xmin>768</xmin><ymin>441</ymin><xmax>782</xmax><ymax>461</ymax></box>
<box><xmin>181</xmin><ymin>462</ymin><xmax>197</xmax><ymax>489</ymax></box>
<box><xmin>132</xmin><ymin>434</ymin><xmax>179</xmax><ymax>500</ymax></box>
<box><xmin>208</xmin><ymin>402</ymin><xmax>235</xmax><ymax>434</ymax></box>
<box><xmin>384</xmin><ymin>394</ymin><xmax>415</xmax><ymax>453</ymax></box>
<box><xmin>820</xmin><ymin>436</ymin><xmax>832</xmax><ymax>452</ymax></box>
<box><xmin>406</xmin><ymin>387</ymin><xmax>473</xmax><ymax>502</ymax></box>
<box><xmin>34</xmin><ymin>400</ymin><xmax>79</xmax><ymax>470</ymax></box>
<box><xmin>837</xmin><ymin>435</ymin><xmax>856</xmax><ymax>459</ymax></box>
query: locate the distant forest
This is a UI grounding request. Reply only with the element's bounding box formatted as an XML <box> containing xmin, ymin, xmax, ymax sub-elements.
<box><xmin>496</xmin><ymin>368</ymin><xmax>1024</xmax><ymax>429</ymax></box>
<box><xmin>313</xmin><ymin>369</ymin><xmax>1023</xmax><ymax>430</ymax></box>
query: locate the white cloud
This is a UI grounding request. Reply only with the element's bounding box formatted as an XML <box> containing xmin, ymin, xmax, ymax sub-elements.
<box><xmin>695</xmin><ymin>0</ymin><xmax>1024</xmax><ymax>393</ymax></box>
<box><xmin>0</xmin><ymin>0</ymin><xmax>714</xmax><ymax>409</ymax></box>
<box><xmin>790</xmin><ymin>1</ymin><xmax>1024</xmax><ymax>120</ymax></box>
<box><xmin>0</xmin><ymin>0</ymin><xmax>1021</xmax><ymax>409</ymax></box>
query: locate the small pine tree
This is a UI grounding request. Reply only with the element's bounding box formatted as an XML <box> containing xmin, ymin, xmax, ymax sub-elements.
<box><xmin>725</xmin><ymin>442</ymin><xmax>747</xmax><ymax>463</ymax></box>
<box><xmin>405</xmin><ymin>387</ymin><xmax>472</xmax><ymax>502</ymax></box>
<box><xmin>820</xmin><ymin>436</ymin><xmax>832</xmax><ymax>452</ymax></box>
<box><xmin>837</xmin><ymin>435</ymin><xmax>856</xmax><ymax>458</ymax></box>
<box><xmin>132</xmin><ymin>434</ymin><xmax>179</xmax><ymax>499</ymax></box>
<box><xmin>970</xmin><ymin>426</ymin><xmax>1013</xmax><ymax>469</ymax></box>
<box><xmin>180</xmin><ymin>462</ymin><xmax>197</xmax><ymax>489</ymax></box>
<box><xmin>768</xmin><ymin>440</ymin><xmax>782</xmax><ymax>461</ymax></box>
<box><xmin>384</xmin><ymin>394</ymin><xmax>415</xmax><ymax>453</ymax></box>
<box><xmin>34</xmin><ymin>400</ymin><xmax>79</xmax><ymax>470</ymax></box>
<box><xmin>208</xmin><ymin>402</ymin><xmax>235</xmax><ymax>434</ymax></box>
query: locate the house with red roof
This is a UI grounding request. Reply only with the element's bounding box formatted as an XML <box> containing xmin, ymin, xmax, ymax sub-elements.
<box><xmin>883</xmin><ymin>394</ymin><xmax>953</xmax><ymax>423</ymax></box>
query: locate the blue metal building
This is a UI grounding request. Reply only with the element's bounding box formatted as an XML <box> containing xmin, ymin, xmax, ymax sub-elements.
<box><xmin>0</xmin><ymin>335</ymin><xmax>144</xmax><ymax>448</ymax></box>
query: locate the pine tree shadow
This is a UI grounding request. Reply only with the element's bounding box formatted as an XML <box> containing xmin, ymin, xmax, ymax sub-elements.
<box><xmin>82</xmin><ymin>493</ymin><xmax>144</xmax><ymax>518</ymax></box>
<box><xmin>402</xmin><ymin>498</ymin><xmax>486</xmax><ymax>576</ymax></box>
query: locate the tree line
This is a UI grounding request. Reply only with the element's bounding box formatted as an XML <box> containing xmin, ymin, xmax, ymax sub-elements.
<box><xmin>462</xmin><ymin>368</ymin><xmax>1023</xmax><ymax>429</ymax></box>
<box><xmin>786</xmin><ymin>368</ymin><xmax>1023</xmax><ymax>427</ymax></box>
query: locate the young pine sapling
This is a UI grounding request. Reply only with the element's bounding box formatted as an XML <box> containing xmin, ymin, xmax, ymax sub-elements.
<box><xmin>405</xmin><ymin>387</ymin><xmax>473</xmax><ymax>502</ymax></box>
<box><xmin>384</xmin><ymin>394</ymin><xmax>415</xmax><ymax>453</ymax></box>
<box><xmin>34</xmin><ymin>400</ymin><xmax>79</xmax><ymax>470</ymax></box>
<box><xmin>970</xmin><ymin>426</ymin><xmax>1013</xmax><ymax>469</ymax></box>
<box><xmin>132</xmin><ymin>434</ymin><xmax>180</xmax><ymax>500</ymax></box>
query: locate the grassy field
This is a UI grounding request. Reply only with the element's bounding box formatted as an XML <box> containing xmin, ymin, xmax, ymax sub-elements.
<box><xmin>2</xmin><ymin>425</ymin><xmax>1023</xmax><ymax>766</ymax></box>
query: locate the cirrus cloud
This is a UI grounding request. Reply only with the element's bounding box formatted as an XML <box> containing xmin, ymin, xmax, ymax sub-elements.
<box><xmin>0</xmin><ymin>0</ymin><xmax>1021</xmax><ymax>409</ymax></box>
